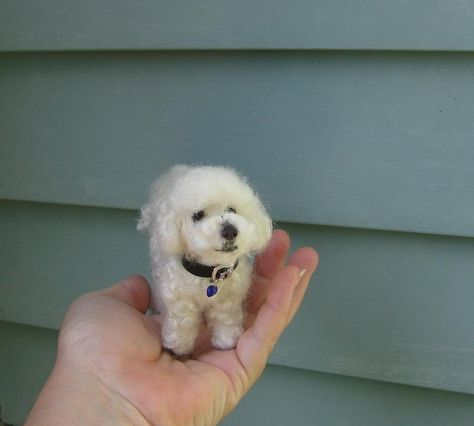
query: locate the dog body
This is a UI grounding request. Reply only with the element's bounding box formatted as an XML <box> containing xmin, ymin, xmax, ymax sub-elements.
<box><xmin>138</xmin><ymin>165</ymin><xmax>272</xmax><ymax>355</ymax></box>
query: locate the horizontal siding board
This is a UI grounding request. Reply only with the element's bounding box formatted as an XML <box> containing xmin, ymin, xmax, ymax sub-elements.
<box><xmin>0</xmin><ymin>322</ymin><xmax>58</xmax><ymax>426</ymax></box>
<box><xmin>0</xmin><ymin>322</ymin><xmax>474</xmax><ymax>426</ymax></box>
<box><xmin>0</xmin><ymin>201</ymin><xmax>147</xmax><ymax>328</ymax></box>
<box><xmin>226</xmin><ymin>364</ymin><xmax>474</xmax><ymax>426</ymax></box>
<box><xmin>276</xmin><ymin>222</ymin><xmax>474</xmax><ymax>394</ymax></box>
<box><xmin>2</xmin><ymin>321</ymin><xmax>474</xmax><ymax>426</ymax></box>
<box><xmin>2</xmin><ymin>200</ymin><xmax>474</xmax><ymax>394</ymax></box>
<box><xmin>2</xmin><ymin>52</ymin><xmax>474</xmax><ymax>237</ymax></box>
<box><xmin>2</xmin><ymin>0</ymin><xmax>474</xmax><ymax>52</ymax></box>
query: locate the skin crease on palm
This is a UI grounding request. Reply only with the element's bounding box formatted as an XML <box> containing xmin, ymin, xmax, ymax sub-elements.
<box><xmin>25</xmin><ymin>230</ymin><xmax>319</xmax><ymax>426</ymax></box>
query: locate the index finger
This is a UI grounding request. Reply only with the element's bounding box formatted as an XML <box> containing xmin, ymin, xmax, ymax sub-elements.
<box><xmin>247</xmin><ymin>230</ymin><xmax>291</xmax><ymax>314</ymax></box>
<box><xmin>254</xmin><ymin>229</ymin><xmax>290</xmax><ymax>281</ymax></box>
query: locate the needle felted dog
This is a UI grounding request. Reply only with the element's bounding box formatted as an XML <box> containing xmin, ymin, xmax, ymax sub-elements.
<box><xmin>138</xmin><ymin>165</ymin><xmax>272</xmax><ymax>355</ymax></box>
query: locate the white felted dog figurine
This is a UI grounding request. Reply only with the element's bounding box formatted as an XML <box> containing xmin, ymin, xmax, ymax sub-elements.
<box><xmin>138</xmin><ymin>165</ymin><xmax>272</xmax><ymax>355</ymax></box>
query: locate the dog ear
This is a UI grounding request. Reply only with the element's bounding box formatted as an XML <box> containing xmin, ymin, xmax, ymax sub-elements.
<box><xmin>138</xmin><ymin>201</ymin><xmax>185</xmax><ymax>255</ymax></box>
<box><xmin>138</xmin><ymin>168</ymin><xmax>186</xmax><ymax>255</ymax></box>
<box><xmin>137</xmin><ymin>205</ymin><xmax>152</xmax><ymax>233</ymax></box>
<box><xmin>153</xmin><ymin>205</ymin><xmax>184</xmax><ymax>255</ymax></box>
<box><xmin>250</xmin><ymin>200</ymin><xmax>273</xmax><ymax>253</ymax></box>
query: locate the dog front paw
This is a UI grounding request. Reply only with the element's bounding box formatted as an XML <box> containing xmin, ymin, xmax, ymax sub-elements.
<box><xmin>212</xmin><ymin>325</ymin><xmax>243</xmax><ymax>350</ymax></box>
<box><xmin>161</xmin><ymin>315</ymin><xmax>199</xmax><ymax>356</ymax></box>
<box><xmin>162</xmin><ymin>337</ymin><xmax>196</xmax><ymax>356</ymax></box>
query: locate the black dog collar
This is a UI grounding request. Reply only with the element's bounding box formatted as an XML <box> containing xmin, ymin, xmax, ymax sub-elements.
<box><xmin>181</xmin><ymin>256</ymin><xmax>239</xmax><ymax>281</ymax></box>
<box><xmin>181</xmin><ymin>256</ymin><xmax>239</xmax><ymax>297</ymax></box>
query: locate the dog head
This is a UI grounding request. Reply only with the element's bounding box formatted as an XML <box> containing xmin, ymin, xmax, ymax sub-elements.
<box><xmin>138</xmin><ymin>165</ymin><xmax>272</xmax><ymax>265</ymax></box>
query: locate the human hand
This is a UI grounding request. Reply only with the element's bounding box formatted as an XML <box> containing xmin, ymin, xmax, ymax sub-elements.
<box><xmin>25</xmin><ymin>230</ymin><xmax>318</xmax><ymax>426</ymax></box>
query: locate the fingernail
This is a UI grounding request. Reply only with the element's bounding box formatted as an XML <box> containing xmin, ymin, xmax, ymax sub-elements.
<box><xmin>298</xmin><ymin>268</ymin><xmax>307</xmax><ymax>281</ymax></box>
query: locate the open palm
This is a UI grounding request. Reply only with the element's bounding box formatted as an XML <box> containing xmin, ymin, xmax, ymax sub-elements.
<box><xmin>55</xmin><ymin>230</ymin><xmax>318</xmax><ymax>425</ymax></box>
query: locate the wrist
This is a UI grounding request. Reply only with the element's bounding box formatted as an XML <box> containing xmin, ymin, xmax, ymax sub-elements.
<box><xmin>25</xmin><ymin>362</ymin><xmax>151</xmax><ymax>426</ymax></box>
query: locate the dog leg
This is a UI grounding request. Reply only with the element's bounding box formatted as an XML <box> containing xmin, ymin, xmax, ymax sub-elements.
<box><xmin>206</xmin><ymin>302</ymin><xmax>245</xmax><ymax>350</ymax></box>
<box><xmin>161</xmin><ymin>308</ymin><xmax>201</xmax><ymax>356</ymax></box>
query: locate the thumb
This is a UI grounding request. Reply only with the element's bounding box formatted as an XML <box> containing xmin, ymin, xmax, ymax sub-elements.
<box><xmin>99</xmin><ymin>275</ymin><xmax>151</xmax><ymax>314</ymax></box>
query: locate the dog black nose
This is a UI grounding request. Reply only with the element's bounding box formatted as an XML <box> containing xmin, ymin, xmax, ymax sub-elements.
<box><xmin>221</xmin><ymin>223</ymin><xmax>238</xmax><ymax>241</ymax></box>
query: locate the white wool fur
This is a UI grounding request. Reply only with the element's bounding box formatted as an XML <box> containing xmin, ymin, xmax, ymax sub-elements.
<box><xmin>138</xmin><ymin>165</ymin><xmax>272</xmax><ymax>355</ymax></box>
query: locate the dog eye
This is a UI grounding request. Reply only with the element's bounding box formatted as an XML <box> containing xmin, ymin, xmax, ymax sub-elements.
<box><xmin>226</xmin><ymin>207</ymin><xmax>237</xmax><ymax>214</ymax></box>
<box><xmin>192</xmin><ymin>210</ymin><xmax>205</xmax><ymax>222</ymax></box>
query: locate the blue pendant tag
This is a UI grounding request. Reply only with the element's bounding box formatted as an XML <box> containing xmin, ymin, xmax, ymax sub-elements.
<box><xmin>206</xmin><ymin>284</ymin><xmax>218</xmax><ymax>297</ymax></box>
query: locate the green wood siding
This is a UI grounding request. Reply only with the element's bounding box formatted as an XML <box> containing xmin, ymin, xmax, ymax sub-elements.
<box><xmin>2</xmin><ymin>52</ymin><xmax>474</xmax><ymax>237</ymax></box>
<box><xmin>2</xmin><ymin>0</ymin><xmax>474</xmax><ymax>51</ymax></box>
<box><xmin>2</xmin><ymin>199</ymin><xmax>474</xmax><ymax>395</ymax></box>
<box><xmin>227</xmin><ymin>365</ymin><xmax>474</xmax><ymax>426</ymax></box>
<box><xmin>2</xmin><ymin>1</ymin><xmax>474</xmax><ymax>425</ymax></box>
<box><xmin>0</xmin><ymin>323</ymin><xmax>58</xmax><ymax>426</ymax></box>
<box><xmin>3</xmin><ymin>321</ymin><xmax>474</xmax><ymax>426</ymax></box>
